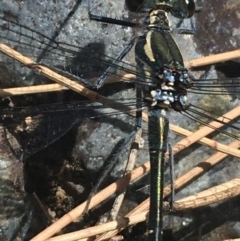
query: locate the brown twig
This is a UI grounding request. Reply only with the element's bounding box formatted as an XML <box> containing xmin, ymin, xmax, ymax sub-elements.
<box><xmin>96</xmin><ymin>129</ymin><xmax>142</xmax><ymax>240</ymax></box>
<box><xmin>0</xmin><ymin>84</ymin><xmax>68</xmax><ymax>96</ymax></box>
<box><xmin>173</xmin><ymin>178</ymin><xmax>240</xmax><ymax>210</ymax></box>
<box><xmin>46</xmin><ymin>211</ymin><xmax>148</xmax><ymax>241</ymax></box>
<box><xmin>32</xmin><ymin>192</ymin><xmax>54</xmax><ymax>225</ymax></box>
<box><xmin>0</xmin><ymin>42</ymin><xmax>134</xmax><ymax>114</ymax></box>
<box><xmin>0</xmin><ymin>48</ymin><xmax>239</xmax><ymax>96</ymax></box>
<box><xmin>110</xmin><ymin>129</ymin><xmax>142</xmax><ymax>220</ymax></box>
<box><xmin>170</xmin><ymin>122</ymin><xmax>240</xmax><ymax>158</ymax></box>
<box><xmin>163</xmin><ymin>140</ymin><xmax>240</xmax><ymax>196</ymax></box>
<box><xmin>185</xmin><ymin>49</ymin><xmax>240</xmax><ymax>68</ymax></box>
<box><xmin>223</xmin><ymin>239</ymin><xmax>240</xmax><ymax>241</ymax></box>
<box><xmin>0</xmin><ymin>73</ymin><xmax>134</xmax><ymax>96</ymax></box>
<box><xmin>169</xmin><ymin>99</ymin><xmax>240</xmax><ymax>157</ymax></box>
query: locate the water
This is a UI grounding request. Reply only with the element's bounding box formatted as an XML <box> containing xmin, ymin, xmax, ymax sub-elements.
<box><xmin>0</xmin><ymin>0</ymin><xmax>240</xmax><ymax>240</ymax></box>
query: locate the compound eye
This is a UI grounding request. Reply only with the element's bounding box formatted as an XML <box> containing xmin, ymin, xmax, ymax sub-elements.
<box><xmin>186</xmin><ymin>0</ymin><xmax>195</xmax><ymax>18</ymax></box>
<box><xmin>171</xmin><ymin>0</ymin><xmax>196</xmax><ymax>19</ymax></box>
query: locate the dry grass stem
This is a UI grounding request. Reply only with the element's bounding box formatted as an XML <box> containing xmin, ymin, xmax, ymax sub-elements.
<box><xmin>96</xmin><ymin>129</ymin><xmax>143</xmax><ymax>240</ymax></box>
<box><xmin>0</xmin><ymin>42</ymin><xmax>135</xmax><ymax>114</ymax></box>
<box><xmin>46</xmin><ymin>211</ymin><xmax>148</xmax><ymax>241</ymax></box>
<box><xmin>185</xmin><ymin>48</ymin><xmax>240</xmax><ymax>68</ymax></box>
<box><xmin>173</xmin><ymin>178</ymin><xmax>240</xmax><ymax>210</ymax></box>
<box><xmin>170</xmin><ymin>124</ymin><xmax>240</xmax><ymax>158</ymax></box>
<box><xmin>170</xmin><ymin>104</ymin><xmax>240</xmax><ymax>158</ymax></box>
<box><xmin>0</xmin><ymin>84</ymin><xmax>68</xmax><ymax>96</ymax></box>
<box><xmin>0</xmin><ymin>47</ymin><xmax>239</xmax><ymax>97</ymax></box>
<box><xmin>109</xmin><ymin>129</ymin><xmax>142</xmax><ymax>220</ymax></box>
<box><xmin>0</xmin><ymin>73</ymin><xmax>134</xmax><ymax>97</ymax></box>
<box><xmin>163</xmin><ymin>140</ymin><xmax>240</xmax><ymax>196</ymax></box>
<box><xmin>223</xmin><ymin>239</ymin><xmax>240</xmax><ymax>241</ymax></box>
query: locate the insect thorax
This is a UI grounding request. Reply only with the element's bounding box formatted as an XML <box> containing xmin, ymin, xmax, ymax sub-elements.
<box><xmin>135</xmin><ymin>9</ymin><xmax>193</xmax><ymax>111</ymax></box>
